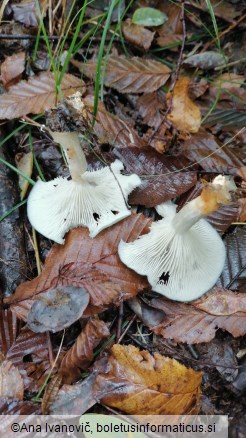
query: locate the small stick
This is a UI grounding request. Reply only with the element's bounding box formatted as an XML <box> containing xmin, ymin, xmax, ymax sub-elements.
<box><xmin>0</xmin><ymin>34</ymin><xmax>59</xmax><ymax>40</ymax></box>
<box><xmin>116</xmin><ymin>302</ymin><xmax>124</xmax><ymax>342</ymax></box>
<box><xmin>117</xmin><ymin>314</ymin><xmax>137</xmax><ymax>344</ymax></box>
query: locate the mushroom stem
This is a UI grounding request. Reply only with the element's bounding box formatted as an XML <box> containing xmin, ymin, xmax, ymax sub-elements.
<box><xmin>51</xmin><ymin>131</ymin><xmax>87</xmax><ymax>181</ymax></box>
<box><xmin>173</xmin><ymin>175</ymin><xmax>236</xmax><ymax>234</ymax></box>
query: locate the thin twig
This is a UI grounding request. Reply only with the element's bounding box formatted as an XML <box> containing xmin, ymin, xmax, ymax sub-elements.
<box><xmin>116</xmin><ymin>302</ymin><xmax>124</xmax><ymax>342</ymax></box>
<box><xmin>148</xmin><ymin>0</ymin><xmax>186</xmax><ymax>145</ymax></box>
<box><xmin>0</xmin><ymin>34</ymin><xmax>60</xmax><ymax>40</ymax></box>
<box><xmin>117</xmin><ymin>314</ymin><xmax>137</xmax><ymax>344</ymax></box>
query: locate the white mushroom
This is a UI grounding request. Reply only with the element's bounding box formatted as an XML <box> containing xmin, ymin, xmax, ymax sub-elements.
<box><xmin>118</xmin><ymin>175</ymin><xmax>237</xmax><ymax>302</ymax></box>
<box><xmin>27</xmin><ymin>131</ymin><xmax>141</xmax><ymax>243</ymax></box>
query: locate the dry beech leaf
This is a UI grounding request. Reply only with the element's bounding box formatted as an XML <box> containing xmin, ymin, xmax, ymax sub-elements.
<box><xmin>27</xmin><ymin>286</ymin><xmax>90</xmax><ymax>333</ymax></box>
<box><xmin>93</xmin><ymin>344</ymin><xmax>202</xmax><ymax>414</ymax></box>
<box><xmin>60</xmin><ymin>319</ymin><xmax>110</xmax><ymax>384</ymax></box>
<box><xmin>238</xmin><ymin>198</ymin><xmax>246</xmax><ymax>221</ymax></box>
<box><xmin>0</xmin><ymin>358</ymin><xmax>24</xmax><ymax>400</ymax></box>
<box><xmin>0</xmin><ymin>72</ymin><xmax>85</xmax><ymax>120</ymax></box>
<box><xmin>193</xmin><ymin>288</ymin><xmax>246</xmax><ymax>315</ymax></box>
<box><xmin>114</xmin><ymin>147</ymin><xmax>197</xmax><ymax>207</ymax></box>
<box><xmin>42</xmin><ymin>374</ymin><xmax>63</xmax><ymax>415</ymax></box>
<box><xmin>167</xmin><ymin>77</ymin><xmax>201</xmax><ymax>133</ymax></box>
<box><xmin>122</xmin><ymin>19</ymin><xmax>155</xmax><ymax>51</ymax></box>
<box><xmin>5</xmin><ymin>214</ymin><xmax>151</xmax><ymax>319</ymax></box>
<box><xmin>82</xmin><ymin>55</ymin><xmax>171</xmax><ymax>93</ymax></box>
<box><xmin>84</xmin><ymin>96</ymin><xmax>147</xmax><ymax>148</ymax></box>
<box><xmin>151</xmin><ymin>289</ymin><xmax>246</xmax><ymax>344</ymax></box>
<box><xmin>181</xmin><ymin>131</ymin><xmax>243</xmax><ymax>174</ymax></box>
<box><xmin>0</xmin><ymin>52</ymin><xmax>25</xmax><ymax>86</ymax></box>
<box><xmin>157</xmin><ymin>34</ymin><xmax>183</xmax><ymax>48</ymax></box>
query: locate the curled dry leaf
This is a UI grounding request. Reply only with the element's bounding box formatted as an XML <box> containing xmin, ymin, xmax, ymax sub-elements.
<box><xmin>5</xmin><ymin>214</ymin><xmax>151</xmax><ymax>319</ymax></box>
<box><xmin>27</xmin><ymin>286</ymin><xmax>90</xmax><ymax>333</ymax></box>
<box><xmin>0</xmin><ymin>72</ymin><xmax>85</xmax><ymax>120</ymax></box>
<box><xmin>122</xmin><ymin>19</ymin><xmax>155</xmax><ymax>51</ymax></box>
<box><xmin>42</xmin><ymin>374</ymin><xmax>63</xmax><ymax>415</ymax></box>
<box><xmin>167</xmin><ymin>77</ymin><xmax>201</xmax><ymax>133</ymax></box>
<box><xmin>60</xmin><ymin>319</ymin><xmax>110</xmax><ymax>384</ymax></box>
<box><xmin>0</xmin><ymin>358</ymin><xmax>24</xmax><ymax>400</ymax></box>
<box><xmin>151</xmin><ymin>288</ymin><xmax>246</xmax><ymax>344</ymax></box>
<box><xmin>16</xmin><ymin>152</ymin><xmax>33</xmax><ymax>200</ymax></box>
<box><xmin>0</xmin><ymin>52</ymin><xmax>25</xmax><ymax>86</ymax></box>
<box><xmin>114</xmin><ymin>147</ymin><xmax>197</xmax><ymax>207</ymax></box>
<box><xmin>82</xmin><ymin>55</ymin><xmax>171</xmax><ymax>93</ymax></box>
<box><xmin>93</xmin><ymin>344</ymin><xmax>202</xmax><ymax>414</ymax></box>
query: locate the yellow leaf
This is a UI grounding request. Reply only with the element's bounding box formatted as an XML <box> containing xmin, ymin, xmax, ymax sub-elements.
<box><xmin>167</xmin><ymin>77</ymin><xmax>201</xmax><ymax>133</ymax></box>
<box><xmin>96</xmin><ymin>344</ymin><xmax>202</xmax><ymax>415</ymax></box>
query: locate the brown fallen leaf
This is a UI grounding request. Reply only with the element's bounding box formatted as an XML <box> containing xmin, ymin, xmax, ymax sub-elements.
<box><xmin>82</xmin><ymin>55</ymin><xmax>171</xmax><ymax>93</ymax></box>
<box><xmin>0</xmin><ymin>399</ymin><xmax>41</xmax><ymax>415</ymax></box>
<box><xmin>167</xmin><ymin>77</ymin><xmax>201</xmax><ymax>133</ymax></box>
<box><xmin>60</xmin><ymin>319</ymin><xmax>110</xmax><ymax>384</ymax></box>
<box><xmin>180</xmin><ymin>131</ymin><xmax>243</xmax><ymax>174</ymax></box>
<box><xmin>151</xmin><ymin>289</ymin><xmax>246</xmax><ymax>344</ymax></box>
<box><xmin>122</xmin><ymin>18</ymin><xmax>155</xmax><ymax>50</ymax></box>
<box><xmin>42</xmin><ymin>374</ymin><xmax>63</xmax><ymax>415</ymax></box>
<box><xmin>0</xmin><ymin>309</ymin><xmax>19</xmax><ymax>355</ymax></box>
<box><xmin>0</xmin><ymin>356</ymin><xmax>24</xmax><ymax>400</ymax></box>
<box><xmin>84</xmin><ymin>95</ymin><xmax>147</xmax><ymax>148</ymax></box>
<box><xmin>194</xmin><ymin>288</ymin><xmax>246</xmax><ymax>315</ymax></box>
<box><xmin>0</xmin><ymin>52</ymin><xmax>25</xmax><ymax>86</ymax></box>
<box><xmin>114</xmin><ymin>147</ymin><xmax>197</xmax><ymax>207</ymax></box>
<box><xmin>238</xmin><ymin>198</ymin><xmax>246</xmax><ymax>221</ymax></box>
<box><xmin>136</xmin><ymin>91</ymin><xmax>165</xmax><ymax>129</ymax></box>
<box><xmin>0</xmin><ymin>72</ymin><xmax>85</xmax><ymax>120</ymax></box>
<box><xmin>5</xmin><ymin>214</ymin><xmax>150</xmax><ymax>319</ymax></box>
<box><xmin>27</xmin><ymin>286</ymin><xmax>90</xmax><ymax>333</ymax></box>
<box><xmin>93</xmin><ymin>344</ymin><xmax>202</xmax><ymax>414</ymax></box>
<box><xmin>184</xmin><ymin>51</ymin><xmax>226</xmax><ymax>70</ymax></box>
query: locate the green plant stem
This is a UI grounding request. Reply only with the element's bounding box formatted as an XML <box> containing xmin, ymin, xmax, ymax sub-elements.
<box><xmin>0</xmin><ymin>200</ymin><xmax>27</xmax><ymax>222</ymax></box>
<box><xmin>0</xmin><ymin>157</ymin><xmax>35</xmax><ymax>185</ymax></box>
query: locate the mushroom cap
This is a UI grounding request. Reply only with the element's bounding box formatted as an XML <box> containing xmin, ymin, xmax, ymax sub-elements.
<box><xmin>118</xmin><ymin>201</ymin><xmax>226</xmax><ymax>302</ymax></box>
<box><xmin>27</xmin><ymin>160</ymin><xmax>141</xmax><ymax>244</ymax></box>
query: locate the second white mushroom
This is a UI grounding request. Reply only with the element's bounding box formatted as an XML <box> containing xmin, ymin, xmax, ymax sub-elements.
<box><xmin>118</xmin><ymin>175</ymin><xmax>237</xmax><ymax>302</ymax></box>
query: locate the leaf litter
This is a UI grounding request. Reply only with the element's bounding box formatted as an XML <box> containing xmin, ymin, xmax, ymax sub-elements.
<box><xmin>0</xmin><ymin>0</ymin><xmax>245</xmax><ymax>424</ymax></box>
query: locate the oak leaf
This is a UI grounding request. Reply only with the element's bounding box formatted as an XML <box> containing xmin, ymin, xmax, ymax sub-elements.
<box><xmin>93</xmin><ymin>344</ymin><xmax>202</xmax><ymax>414</ymax></box>
<box><xmin>0</xmin><ymin>72</ymin><xmax>85</xmax><ymax>120</ymax></box>
<box><xmin>82</xmin><ymin>55</ymin><xmax>171</xmax><ymax>93</ymax></box>
<box><xmin>167</xmin><ymin>77</ymin><xmax>201</xmax><ymax>133</ymax></box>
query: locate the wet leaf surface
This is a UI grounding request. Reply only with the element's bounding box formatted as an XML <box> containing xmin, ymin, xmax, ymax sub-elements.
<box><xmin>5</xmin><ymin>214</ymin><xmax>151</xmax><ymax>317</ymax></box>
<box><xmin>114</xmin><ymin>147</ymin><xmax>197</xmax><ymax>207</ymax></box>
<box><xmin>184</xmin><ymin>51</ymin><xmax>226</xmax><ymax>70</ymax></box>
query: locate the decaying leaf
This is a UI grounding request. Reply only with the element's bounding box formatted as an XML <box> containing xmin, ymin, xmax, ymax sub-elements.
<box><xmin>194</xmin><ymin>288</ymin><xmax>246</xmax><ymax>315</ymax></box>
<box><xmin>60</xmin><ymin>319</ymin><xmax>110</xmax><ymax>384</ymax></box>
<box><xmin>0</xmin><ymin>357</ymin><xmax>24</xmax><ymax>400</ymax></box>
<box><xmin>0</xmin><ymin>72</ymin><xmax>85</xmax><ymax>119</ymax></box>
<box><xmin>122</xmin><ymin>19</ymin><xmax>155</xmax><ymax>51</ymax></box>
<box><xmin>16</xmin><ymin>152</ymin><xmax>33</xmax><ymax>200</ymax></box>
<box><xmin>184</xmin><ymin>51</ymin><xmax>227</xmax><ymax>70</ymax></box>
<box><xmin>84</xmin><ymin>96</ymin><xmax>147</xmax><ymax>148</ymax></box>
<box><xmin>93</xmin><ymin>344</ymin><xmax>202</xmax><ymax>414</ymax></box>
<box><xmin>0</xmin><ymin>309</ymin><xmax>19</xmax><ymax>355</ymax></box>
<box><xmin>151</xmin><ymin>288</ymin><xmax>246</xmax><ymax>344</ymax></box>
<box><xmin>238</xmin><ymin>198</ymin><xmax>246</xmax><ymax>221</ymax></box>
<box><xmin>82</xmin><ymin>55</ymin><xmax>171</xmax><ymax>93</ymax></box>
<box><xmin>27</xmin><ymin>286</ymin><xmax>90</xmax><ymax>333</ymax></box>
<box><xmin>181</xmin><ymin>131</ymin><xmax>243</xmax><ymax>173</ymax></box>
<box><xmin>42</xmin><ymin>374</ymin><xmax>63</xmax><ymax>415</ymax></box>
<box><xmin>5</xmin><ymin>214</ymin><xmax>151</xmax><ymax>319</ymax></box>
<box><xmin>217</xmin><ymin>227</ymin><xmax>246</xmax><ymax>291</ymax></box>
<box><xmin>136</xmin><ymin>91</ymin><xmax>165</xmax><ymax>128</ymax></box>
<box><xmin>167</xmin><ymin>77</ymin><xmax>201</xmax><ymax>133</ymax></box>
<box><xmin>0</xmin><ymin>399</ymin><xmax>41</xmax><ymax>415</ymax></box>
<box><xmin>114</xmin><ymin>147</ymin><xmax>197</xmax><ymax>207</ymax></box>
<box><xmin>0</xmin><ymin>52</ymin><xmax>25</xmax><ymax>86</ymax></box>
